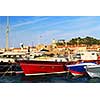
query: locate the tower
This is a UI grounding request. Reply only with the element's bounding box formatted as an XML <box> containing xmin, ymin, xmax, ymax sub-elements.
<box><xmin>6</xmin><ymin>16</ymin><xmax>9</xmax><ymax>51</ymax></box>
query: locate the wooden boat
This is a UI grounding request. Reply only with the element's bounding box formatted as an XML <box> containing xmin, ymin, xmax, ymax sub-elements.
<box><xmin>17</xmin><ymin>60</ymin><xmax>68</xmax><ymax>76</ymax></box>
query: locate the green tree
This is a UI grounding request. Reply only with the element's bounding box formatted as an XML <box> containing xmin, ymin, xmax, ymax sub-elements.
<box><xmin>67</xmin><ymin>36</ymin><xmax>100</xmax><ymax>46</ymax></box>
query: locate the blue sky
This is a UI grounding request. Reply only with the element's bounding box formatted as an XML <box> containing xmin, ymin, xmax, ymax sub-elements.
<box><xmin>0</xmin><ymin>16</ymin><xmax>100</xmax><ymax>48</ymax></box>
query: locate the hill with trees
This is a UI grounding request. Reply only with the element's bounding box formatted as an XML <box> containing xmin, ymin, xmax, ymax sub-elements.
<box><xmin>67</xmin><ymin>36</ymin><xmax>100</xmax><ymax>46</ymax></box>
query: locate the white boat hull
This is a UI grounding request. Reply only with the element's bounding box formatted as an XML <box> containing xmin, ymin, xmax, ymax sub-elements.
<box><xmin>87</xmin><ymin>67</ymin><xmax>100</xmax><ymax>78</ymax></box>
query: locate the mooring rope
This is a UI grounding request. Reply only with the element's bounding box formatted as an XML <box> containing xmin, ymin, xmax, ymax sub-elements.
<box><xmin>0</xmin><ymin>64</ymin><xmax>14</xmax><ymax>78</ymax></box>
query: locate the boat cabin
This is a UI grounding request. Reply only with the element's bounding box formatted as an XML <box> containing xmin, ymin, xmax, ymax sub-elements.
<box><xmin>73</xmin><ymin>51</ymin><xmax>100</xmax><ymax>61</ymax></box>
<box><xmin>0</xmin><ymin>52</ymin><xmax>26</xmax><ymax>62</ymax></box>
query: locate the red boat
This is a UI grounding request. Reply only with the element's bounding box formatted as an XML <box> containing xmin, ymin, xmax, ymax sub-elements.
<box><xmin>17</xmin><ymin>60</ymin><xmax>69</xmax><ymax>76</ymax></box>
<box><xmin>17</xmin><ymin>59</ymin><xmax>100</xmax><ymax>76</ymax></box>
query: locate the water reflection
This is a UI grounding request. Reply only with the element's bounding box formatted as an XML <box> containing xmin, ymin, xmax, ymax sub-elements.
<box><xmin>0</xmin><ymin>73</ymin><xmax>100</xmax><ymax>83</ymax></box>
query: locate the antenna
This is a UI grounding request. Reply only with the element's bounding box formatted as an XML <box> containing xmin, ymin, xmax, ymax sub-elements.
<box><xmin>6</xmin><ymin>16</ymin><xmax>9</xmax><ymax>51</ymax></box>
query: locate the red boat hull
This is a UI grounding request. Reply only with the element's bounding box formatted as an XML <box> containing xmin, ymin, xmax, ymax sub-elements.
<box><xmin>69</xmin><ymin>70</ymin><xmax>87</xmax><ymax>76</ymax></box>
<box><xmin>17</xmin><ymin>60</ymin><xmax>100</xmax><ymax>76</ymax></box>
<box><xmin>18</xmin><ymin>60</ymin><xmax>68</xmax><ymax>76</ymax></box>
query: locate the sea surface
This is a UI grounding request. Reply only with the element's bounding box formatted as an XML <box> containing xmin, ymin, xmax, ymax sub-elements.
<box><xmin>0</xmin><ymin>73</ymin><xmax>100</xmax><ymax>83</ymax></box>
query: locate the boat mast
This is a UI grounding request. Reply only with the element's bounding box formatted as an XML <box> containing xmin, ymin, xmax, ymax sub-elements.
<box><xmin>6</xmin><ymin>16</ymin><xmax>9</xmax><ymax>51</ymax></box>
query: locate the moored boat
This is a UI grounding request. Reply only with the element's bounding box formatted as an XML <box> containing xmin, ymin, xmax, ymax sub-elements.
<box><xmin>0</xmin><ymin>52</ymin><xmax>25</xmax><ymax>75</ymax></box>
<box><xmin>73</xmin><ymin>51</ymin><xmax>100</xmax><ymax>61</ymax></box>
<box><xmin>66</xmin><ymin>63</ymin><xmax>87</xmax><ymax>76</ymax></box>
<box><xmin>0</xmin><ymin>51</ymin><xmax>26</xmax><ymax>63</ymax></box>
<box><xmin>17</xmin><ymin>60</ymin><xmax>68</xmax><ymax>76</ymax></box>
<box><xmin>17</xmin><ymin>56</ymin><xmax>100</xmax><ymax>76</ymax></box>
<box><xmin>66</xmin><ymin>61</ymin><xmax>100</xmax><ymax>78</ymax></box>
<box><xmin>86</xmin><ymin>63</ymin><xmax>100</xmax><ymax>78</ymax></box>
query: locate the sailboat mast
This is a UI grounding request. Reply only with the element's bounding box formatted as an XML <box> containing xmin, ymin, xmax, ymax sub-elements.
<box><xmin>6</xmin><ymin>16</ymin><xmax>9</xmax><ymax>51</ymax></box>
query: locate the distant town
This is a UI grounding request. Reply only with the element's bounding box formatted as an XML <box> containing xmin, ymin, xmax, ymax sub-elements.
<box><xmin>0</xmin><ymin>36</ymin><xmax>100</xmax><ymax>58</ymax></box>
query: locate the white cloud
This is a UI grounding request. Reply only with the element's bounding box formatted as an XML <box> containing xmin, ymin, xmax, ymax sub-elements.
<box><xmin>12</xmin><ymin>17</ymin><xmax>48</xmax><ymax>28</ymax></box>
<box><xmin>43</xmin><ymin>16</ymin><xmax>94</xmax><ymax>27</ymax></box>
<box><xmin>11</xmin><ymin>16</ymin><xmax>99</xmax><ymax>34</ymax></box>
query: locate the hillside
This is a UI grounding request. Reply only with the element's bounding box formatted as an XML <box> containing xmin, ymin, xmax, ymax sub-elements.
<box><xmin>67</xmin><ymin>36</ymin><xmax>100</xmax><ymax>46</ymax></box>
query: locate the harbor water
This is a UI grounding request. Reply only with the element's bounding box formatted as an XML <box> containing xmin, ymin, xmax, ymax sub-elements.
<box><xmin>0</xmin><ymin>72</ymin><xmax>100</xmax><ymax>83</ymax></box>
